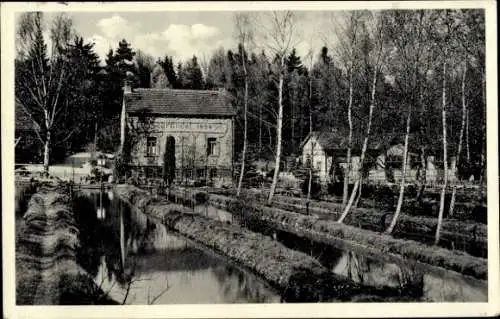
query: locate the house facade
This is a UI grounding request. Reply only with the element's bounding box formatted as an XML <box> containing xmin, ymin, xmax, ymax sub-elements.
<box><xmin>121</xmin><ymin>84</ymin><xmax>235</xmax><ymax>187</ymax></box>
<box><xmin>300</xmin><ymin>131</ymin><xmax>457</xmax><ymax>185</ymax></box>
<box><xmin>15</xmin><ymin>103</ymin><xmax>42</xmax><ymax>164</ymax></box>
<box><xmin>301</xmin><ymin>131</ymin><xmax>383</xmax><ymax>183</ymax></box>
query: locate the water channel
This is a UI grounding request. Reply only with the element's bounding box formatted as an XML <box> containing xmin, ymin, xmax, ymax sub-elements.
<box><xmin>72</xmin><ymin>191</ymin><xmax>281</xmax><ymax>304</ymax></box>
<box><xmin>192</xmin><ymin>204</ymin><xmax>488</xmax><ymax>302</ymax></box>
<box><xmin>15</xmin><ymin>186</ymin><xmax>487</xmax><ymax>304</ymax></box>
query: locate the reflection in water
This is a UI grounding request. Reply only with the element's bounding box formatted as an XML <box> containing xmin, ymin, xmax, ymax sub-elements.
<box><xmin>74</xmin><ymin>192</ymin><xmax>280</xmax><ymax>304</ymax></box>
<box><xmin>278</xmin><ymin>229</ymin><xmax>487</xmax><ymax>302</ymax></box>
<box><xmin>197</xmin><ymin>205</ymin><xmax>488</xmax><ymax>302</ymax></box>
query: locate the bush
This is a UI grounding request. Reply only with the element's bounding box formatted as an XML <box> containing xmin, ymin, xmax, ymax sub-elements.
<box><xmin>194</xmin><ymin>191</ymin><xmax>209</xmax><ymax>205</ymax></box>
<box><xmin>300</xmin><ymin>171</ymin><xmax>322</xmax><ymax>199</ymax></box>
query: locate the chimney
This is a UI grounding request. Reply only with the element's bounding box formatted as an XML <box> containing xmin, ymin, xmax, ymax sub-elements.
<box><xmin>123</xmin><ymin>80</ymin><xmax>132</xmax><ymax>94</ymax></box>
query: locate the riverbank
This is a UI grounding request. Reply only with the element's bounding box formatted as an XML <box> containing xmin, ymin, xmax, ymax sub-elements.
<box><xmin>15</xmin><ymin>184</ymin><xmax>118</xmax><ymax>305</ymax></box>
<box><xmin>114</xmin><ymin>184</ymin><xmax>421</xmax><ymax>302</ymax></box>
<box><xmin>230</xmin><ymin>192</ymin><xmax>487</xmax><ymax>258</ymax></box>
<box><xmin>163</xmin><ymin>186</ymin><xmax>487</xmax><ymax>281</ymax></box>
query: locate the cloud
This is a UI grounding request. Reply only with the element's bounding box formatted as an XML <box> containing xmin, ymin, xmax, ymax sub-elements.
<box><xmin>87</xmin><ymin>15</ymin><xmax>228</xmax><ymax>65</ymax></box>
<box><xmin>161</xmin><ymin>23</ymin><xmax>224</xmax><ymax>62</ymax></box>
<box><xmin>87</xmin><ymin>33</ymin><xmax>114</xmax><ymax>63</ymax></box>
<box><xmin>191</xmin><ymin>24</ymin><xmax>219</xmax><ymax>38</ymax></box>
<box><xmin>97</xmin><ymin>15</ymin><xmax>135</xmax><ymax>39</ymax></box>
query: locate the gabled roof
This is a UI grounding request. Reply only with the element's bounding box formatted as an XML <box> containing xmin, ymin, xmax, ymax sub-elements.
<box><xmin>300</xmin><ymin>130</ymin><xmax>389</xmax><ymax>155</ymax></box>
<box><xmin>300</xmin><ymin>130</ymin><xmax>348</xmax><ymax>152</ymax></box>
<box><xmin>125</xmin><ymin>88</ymin><xmax>235</xmax><ymax>117</ymax></box>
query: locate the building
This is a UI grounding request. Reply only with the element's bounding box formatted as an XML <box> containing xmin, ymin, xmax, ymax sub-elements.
<box><xmin>15</xmin><ymin>103</ymin><xmax>42</xmax><ymax>164</ymax></box>
<box><xmin>300</xmin><ymin>131</ymin><xmax>458</xmax><ymax>185</ymax></box>
<box><xmin>300</xmin><ymin>130</ymin><xmax>384</xmax><ymax>183</ymax></box>
<box><xmin>121</xmin><ymin>83</ymin><xmax>235</xmax><ymax>187</ymax></box>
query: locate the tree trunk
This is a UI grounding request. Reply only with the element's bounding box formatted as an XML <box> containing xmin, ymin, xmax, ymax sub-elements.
<box><xmin>120</xmin><ymin>208</ymin><xmax>125</xmax><ymax>271</ymax></box>
<box><xmin>43</xmin><ymin>130</ymin><xmax>51</xmax><ymax>175</ymax></box>
<box><xmin>338</xmin><ymin>60</ymin><xmax>378</xmax><ymax>223</ymax></box>
<box><xmin>435</xmin><ymin>56</ymin><xmax>448</xmax><ymax>246</ymax></box>
<box><xmin>93</xmin><ymin>121</ymin><xmax>98</xmax><ymax>159</ymax></box>
<box><xmin>480</xmin><ymin>70</ymin><xmax>486</xmax><ymax>183</ymax></box>
<box><xmin>386</xmin><ymin>106</ymin><xmax>411</xmax><ymax>234</ymax></box>
<box><xmin>237</xmin><ymin>54</ymin><xmax>249</xmax><ymax>197</ymax></box>
<box><xmin>268</xmin><ymin>71</ymin><xmax>284</xmax><ymax>204</ymax></box>
<box><xmin>449</xmin><ymin>62</ymin><xmax>467</xmax><ymax>217</ymax></box>
<box><xmin>466</xmin><ymin>108</ymin><xmax>470</xmax><ymax>162</ymax></box>
<box><xmin>120</xmin><ymin>98</ymin><xmax>126</xmax><ymax>153</ymax></box>
<box><xmin>307</xmin><ymin>76</ymin><xmax>313</xmax><ymax>201</ymax></box>
<box><xmin>415</xmin><ymin>146</ymin><xmax>427</xmax><ymax>204</ymax></box>
<box><xmin>354</xmin><ymin>177</ymin><xmax>362</xmax><ymax>209</ymax></box>
<box><xmin>342</xmin><ymin>63</ymin><xmax>354</xmax><ymax>208</ymax></box>
<box><xmin>259</xmin><ymin>103</ymin><xmax>262</xmax><ymax>154</ymax></box>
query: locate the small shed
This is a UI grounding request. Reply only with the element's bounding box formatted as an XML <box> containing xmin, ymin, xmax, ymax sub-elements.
<box><xmin>300</xmin><ymin>130</ymin><xmax>383</xmax><ymax>183</ymax></box>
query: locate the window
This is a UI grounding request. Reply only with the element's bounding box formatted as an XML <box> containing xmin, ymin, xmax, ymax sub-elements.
<box><xmin>146</xmin><ymin>137</ymin><xmax>157</xmax><ymax>157</ymax></box>
<box><xmin>209</xmin><ymin>168</ymin><xmax>218</xmax><ymax>179</ymax></box>
<box><xmin>316</xmin><ymin>161</ymin><xmax>322</xmax><ymax>170</ymax></box>
<box><xmin>197</xmin><ymin>168</ymin><xmax>206</xmax><ymax>179</ymax></box>
<box><xmin>207</xmin><ymin>138</ymin><xmax>218</xmax><ymax>156</ymax></box>
<box><xmin>185</xmin><ymin>168</ymin><xmax>193</xmax><ymax>180</ymax></box>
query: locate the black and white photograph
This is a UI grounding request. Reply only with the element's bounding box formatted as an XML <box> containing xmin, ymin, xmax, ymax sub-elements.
<box><xmin>2</xmin><ymin>1</ymin><xmax>498</xmax><ymax>318</ymax></box>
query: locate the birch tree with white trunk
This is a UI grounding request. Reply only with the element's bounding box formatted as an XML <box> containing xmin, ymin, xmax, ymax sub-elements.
<box><xmin>338</xmin><ymin>12</ymin><xmax>387</xmax><ymax>223</ymax></box>
<box><xmin>235</xmin><ymin>13</ymin><xmax>254</xmax><ymax>197</ymax></box>
<box><xmin>255</xmin><ymin>11</ymin><xmax>300</xmax><ymax>204</ymax></box>
<box><xmin>384</xmin><ymin>10</ymin><xmax>429</xmax><ymax>234</ymax></box>
<box><xmin>324</xmin><ymin>11</ymin><xmax>363</xmax><ymax>209</ymax></box>
<box><xmin>15</xmin><ymin>12</ymin><xmax>74</xmax><ymax>175</ymax></box>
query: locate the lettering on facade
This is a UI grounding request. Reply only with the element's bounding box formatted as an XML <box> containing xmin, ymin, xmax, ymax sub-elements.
<box><xmin>152</xmin><ymin>119</ymin><xmax>228</xmax><ymax>134</ymax></box>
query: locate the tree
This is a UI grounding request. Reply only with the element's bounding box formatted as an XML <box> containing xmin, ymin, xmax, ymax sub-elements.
<box><xmin>159</xmin><ymin>55</ymin><xmax>177</xmax><ymax>88</ymax></box>
<box><xmin>179</xmin><ymin>55</ymin><xmax>204</xmax><ymax>89</ymax></box>
<box><xmin>205</xmin><ymin>48</ymin><xmax>231</xmax><ymax>89</ymax></box>
<box><xmin>150</xmin><ymin>62</ymin><xmax>170</xmax><ymax>88</ymax></box>
<box><xmin>63</xmin><ymin>36</ymin><xmax>103</xmax><ymax>157</ymax></box>
<box><xmin>338</xmin><ymin>12</ymin><xmax>387</xmax><ymax>223</ymax></box>
<box><xmin>135</xmin><ymin>49</ymin><xmax>155</xmax><ymax>88</ymax></box>
<box><xmin>256</xmin><ymin>11</ymin><xmax>300</xmax><ymax>204</ymax></box>
<box><xmin>15</xmin><ymin>12</ymin><xmax>75</xmax><ymax>174</ymax></box>
<box><xmin>326</xmin><ymin>11</ymin><xmax>363</xmax><ymax>208</ymax></box>
<box><xmin>448</xmin><ymin>9</ymin><xmax>484</xmax><ymax>216</ymax></box>
<box><xmin>381</xmin><ymin>10</ymin><xmax>430</xmax><ymax>234</ymax></box>
<box><xmin>434</xmin><ymin>10</ymin><xmax>464</xmax><ymax>245</ymax></box>
<box><xmin>163</xmin><ymin>136</ymin><xmax>176</xmax><ymax>188</ymax></box>
<box><xmin>235</xmin><ymin>13</ymin><xmax>254</xmax><ymax>197</ymax></box>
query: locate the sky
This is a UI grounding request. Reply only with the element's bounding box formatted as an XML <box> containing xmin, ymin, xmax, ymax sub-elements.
<box><xmin>35</xmin><ymin>11</ymin><xmax>330</xmax><ymax>66</ymax></box>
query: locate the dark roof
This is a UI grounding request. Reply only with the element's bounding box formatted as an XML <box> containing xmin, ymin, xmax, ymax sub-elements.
<box><xmin>125</xmin><ymin>88</ymin><xmax>235</xmax><ymax>117</ymax></box>
<box><xmin>301</xmin><ymin>130</ymin><xmax>389</xmax><ymax>155</ymax></box>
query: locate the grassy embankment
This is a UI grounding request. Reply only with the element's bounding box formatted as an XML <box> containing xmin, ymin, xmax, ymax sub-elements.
<box><xmin>114</xmin><ymin>185</ymin><xmax>422</xmax><ymax>302</ymax></box>
<box><xmin>15</xmin><ymin>184</ymin><xmax>118</xmax><ymax>305</ymax></box>
<box><xmin>206</xmin><ymin>187</ymin><xmax>487</xmax><ymax>258</ymax></box>
<box><xmin>167</xmin><ymin>187</ymin><xmax>487</xmax><ymax>281</ymax></box>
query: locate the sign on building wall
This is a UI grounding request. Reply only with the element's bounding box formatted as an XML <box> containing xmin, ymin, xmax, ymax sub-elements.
<box><xmin>151</xmin><ymin>119</ymin><xmax>229</xmax><ymax>134</ymax></box>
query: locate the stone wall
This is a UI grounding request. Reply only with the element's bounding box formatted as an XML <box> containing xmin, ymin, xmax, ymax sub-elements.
<box><xmin>128</xmin><ymin>116</ymin><xmax>233</xmax><ymax>185</ymax></box>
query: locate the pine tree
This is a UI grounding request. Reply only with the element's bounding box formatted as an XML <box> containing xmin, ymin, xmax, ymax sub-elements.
<box><xmin>159</xmin><ymin>55</ymin><xmax>177</xmax><ymax>88</ymax></box>
<box><xmin>180</xmin><ymin>55</ymin><xmax>204</xmax><ymax>89</ymax></box>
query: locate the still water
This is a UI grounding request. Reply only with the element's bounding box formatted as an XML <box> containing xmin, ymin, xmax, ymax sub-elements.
<box><xmin>194</xmin><ymin>204</ymin><xmax>488</xmax><ymax>302</ymax></box>
<box><xmin>74</xmin><ymin>191</ymin><xmax>280</xmax><ymax>304</ymax></box>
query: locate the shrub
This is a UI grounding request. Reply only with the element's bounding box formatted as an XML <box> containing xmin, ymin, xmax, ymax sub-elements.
<box><xmin>299</xmin><ymin>171</ymin><xmax>322</xmax><ymax>199</ymax></box>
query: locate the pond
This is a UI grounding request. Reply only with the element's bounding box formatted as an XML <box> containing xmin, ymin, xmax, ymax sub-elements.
<box><xmin>72</xmin><ymin>191</ymin><xmax>281</xmax><ymax>304</ymax></box>
<box><xmin>193</xmin><ymin>204</ymin><xmax>488</xmax><ymax>302</ymax></box>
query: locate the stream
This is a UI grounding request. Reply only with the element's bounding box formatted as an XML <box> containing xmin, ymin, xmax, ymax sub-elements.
<box><xmin>192</xmin><ymin>204</ymin><xmax>488</xmax><ymax>302</ymax></box>
<box><xmin>72</xmin><ymin>191</ymin><xmax>281</xmax><ymax>304</ymax></box>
